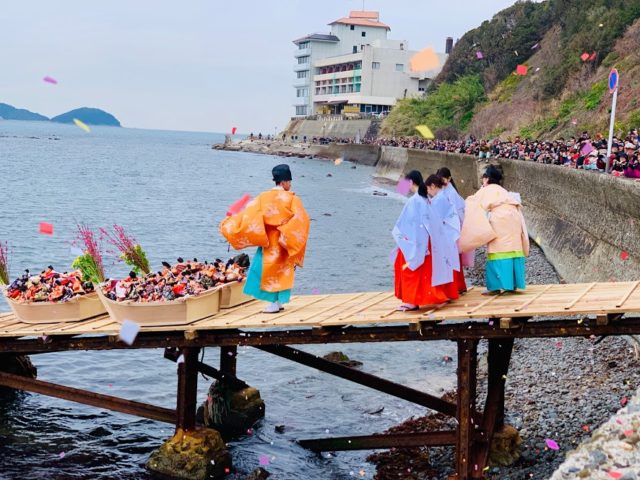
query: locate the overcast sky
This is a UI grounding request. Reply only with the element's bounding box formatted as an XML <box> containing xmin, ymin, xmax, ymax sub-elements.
<box><xmin>0</xmin><ymin>0</ymin><xmax>522</xmax><ymax>133</ymax></box>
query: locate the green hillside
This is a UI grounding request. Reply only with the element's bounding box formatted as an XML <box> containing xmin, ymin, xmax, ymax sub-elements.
<box><xmin>382</xmin><ymin>0</ymin><xmax>640</xmax><ymax>139</ymax></box>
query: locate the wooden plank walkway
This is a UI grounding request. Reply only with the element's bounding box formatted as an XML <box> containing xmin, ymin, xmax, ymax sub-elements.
<box><xmin>1</xmin><ymin>282</ymin><xmax>639</xmax><ymax>338</ymax></box>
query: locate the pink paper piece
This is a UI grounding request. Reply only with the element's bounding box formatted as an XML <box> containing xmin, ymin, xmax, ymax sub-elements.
<box><xmin>43</xmin><ymin>76</ymin><xmax>58</xmax><ymax>85</ymax></box>
<box><xmin>396</xmin><ymin>178</ymin><xmax>411</xmax><ymax>195</ymax></box>
<box><xmin>118</xmin><ymin>319</ymin><xmax>140</xmax><ymax>346</ymax></box>
<box><xmin>620</xmin><ymin>251</ymin><xmax>629</xmax><ymax>261</ymax></box>
<box><xmin>39</xmin><ymin>222</ymin><xmax>54</xmax><ymax>235</ymax></box>
<box><xmin>516</xmin><ymin>64</ymin><xmax>528</xmax><ymax>76</ymax></box>
<box><xmin>259</xmin><ymin>455</ymin><xmax>270</xmax><ymax>466</ymax></box>
<box><xmin>476</xmin><ymin>51</ymin><xmax>484</xmax><ymax>60</ymax></box>
<box><xmin>545</xmin><ymin>439</ymin><xmax>559</xmax><ymax>450</ymax></box>
<box><xmin>58</xmin><ymin>451</ymin><xmax>65</xmax><ymax>459</ymax></box>
<box><xmin>311</xmin><ymin>287</ymin><xmax>320</xmax><ymax>295</ymax></box>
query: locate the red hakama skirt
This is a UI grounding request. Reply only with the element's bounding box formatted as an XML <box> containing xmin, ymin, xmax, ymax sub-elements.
<box><xmin>394</xmin><ymin>250</ymin><xmax>459</xmax><ymax>306</ymax></box>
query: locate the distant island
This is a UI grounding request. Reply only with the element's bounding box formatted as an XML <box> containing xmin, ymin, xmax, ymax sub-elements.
<box><xmin>0</xmin><ymin>103</ymin><xmax>121</xmax><ymax>127</ymax></box>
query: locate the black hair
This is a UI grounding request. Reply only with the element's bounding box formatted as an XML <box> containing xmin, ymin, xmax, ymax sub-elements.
<box><xmin>424</xmin><ymin>174</ymin><xmax>445</xmax><ymax>188</ymax></box>
<box><xmin>436</xmin><ymin>167</ymin><xmax>458</xmax><ymax>192</ymax></box>
<box><xmin>404</xmin><ymin>170</ymin><xmax>428</xmax><ymax>198</ymax></box>
<box><xmin>482</xmin><ymin>165</ymin><xmax>503</xmax><ymax>185</ymax></box>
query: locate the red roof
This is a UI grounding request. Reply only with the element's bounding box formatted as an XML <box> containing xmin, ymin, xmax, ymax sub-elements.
<box><xmin>329</xmin><ymin>11</ymin><xmax>390</xmax><ymax>30</ymax></box>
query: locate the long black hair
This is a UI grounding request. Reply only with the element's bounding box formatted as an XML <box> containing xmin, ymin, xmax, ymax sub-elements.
<box><xmin>404</xmin><ymin>170</ymin><xmax>428</xmax><ymax>198</ymax></box>
<box><xmin>424</xmin><ymin>174</ymin><xmax>445</xmax><ymax>189</ymax></box>
<box><xmin>482</xmin><ymin>165</ymin><xmax>503</xmax><ymax>185</ymax></box>
<box><xmin>436</xmin><ymin>167</ymin><xmax>458</xmax><ymax>192</ymax></box>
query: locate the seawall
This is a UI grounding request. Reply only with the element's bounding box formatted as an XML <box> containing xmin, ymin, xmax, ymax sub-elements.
<box><xmin>337</xmin><ymin>143</ymin><xmax>640</xmax><ymax>283</ymax></box>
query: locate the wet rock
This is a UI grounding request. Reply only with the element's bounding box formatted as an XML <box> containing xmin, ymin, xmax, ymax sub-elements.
<box><xmin>322</xmin><ymin>351</ymin><xmax>363</xmax><ymax>368</ymax></box>
<box><xmin>242</xmin><ymin>467</ymin><xmax>270</xmax><ymax>480</ymax></box>
<box><xmin>489</xmin><ymin>425</ymin><xmax>522</xmax><ymax>467</ymax></box>
<box><xmin>274</xmin><ymin>425</ymin><xmax>285</xmax><ymax>434</ymax></box>
<box><xmin>146</xmin><ymin>427</ymin><xmax>231</xmax><ymax>480</ymax></box>
<box><xmin>198</xmin><ymin>382</ymin><xmax>265</xmax><ymax>441</ymax></box>
<box><xmin>0</xmin><ymin>354</ymin><xmax>37</xmax><ymax>396</ymax></box>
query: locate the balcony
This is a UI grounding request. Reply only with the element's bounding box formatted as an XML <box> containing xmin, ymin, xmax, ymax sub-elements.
<box><xmin>294</xmin><ymin>49</ymin><xmax>311</xmax><ymax>58</ymax></box>
<box><xmin>293</xmin><ymin>77</ymin><xmax>310</xmax><ymax>87</ymax></box>
<box><xmin>293</xmin><ymin>63</ymin><xmax>311</xmax><ymax>72</ymax></box>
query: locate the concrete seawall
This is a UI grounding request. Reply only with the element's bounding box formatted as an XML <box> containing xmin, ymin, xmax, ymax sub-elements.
<box><xmin>336</xmin><ymin>143</ymin><xmax>640</xmax><ymax>282</ymax></box>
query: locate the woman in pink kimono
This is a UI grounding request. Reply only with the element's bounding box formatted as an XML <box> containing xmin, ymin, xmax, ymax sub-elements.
<box><xmin>459</xmin><ymin>166</ymin><xmax>529</xmax><ymax>295</ymax></box>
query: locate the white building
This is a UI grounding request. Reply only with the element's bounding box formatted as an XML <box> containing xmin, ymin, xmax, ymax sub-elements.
<box><xmin>292</xmin><ymin>11</ymin><xmax>447</xmax><ymax>117</ymax></box>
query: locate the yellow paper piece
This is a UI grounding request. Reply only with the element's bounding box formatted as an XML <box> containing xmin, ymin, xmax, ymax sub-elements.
<box><xmin>535</xmin><ymin>236</ymin><xmax>541</xmax><ymax>245</ymax></box>
<box><xmin>73</xmin><ymin>118</ymin><xmax>91</xmax><ymax>133</ymax></box>
<box><xmin>409</xmin><ymin>47</ymin><xmax>440</xmax><ymax>72</ymax></box>
<box><xmin>334</xmin><ymin>158</ymin><xmax>343</xmax><ymax>166</ymax></box>
<box><xmin>415</xmin><ymin>125</ymin><xmax>434</xmax><ymax>139</ymax></box>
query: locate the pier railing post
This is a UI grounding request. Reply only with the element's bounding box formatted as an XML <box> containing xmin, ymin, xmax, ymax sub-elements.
<box><xmin>176</xmin><ymin>347</ymin><xmax>200</xmax><ymax>431</ymax></box>
<box><xmin>455</xmin><ymin>339</ymin><xmax>478</xmax><ymax>480</ymax></box>
<box><xmin>220</xmin><ymin>346</ymin><xmax>237</xmax><ymax>378</ymax></box>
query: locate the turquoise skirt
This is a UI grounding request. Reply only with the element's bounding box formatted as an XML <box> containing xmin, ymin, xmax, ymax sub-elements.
<box><xmin>485</xmin><ymin>256</ymin><xmax>526</xmax><ymax>292</ymax></box>
<box><xmin>243</xmin><ymin>247</ymin><xmax>292</xmax><ymax>304</ymax></box>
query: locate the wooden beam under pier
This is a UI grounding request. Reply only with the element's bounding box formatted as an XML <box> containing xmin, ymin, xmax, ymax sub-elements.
<box><xmin>298</xmin><ymin>430</ymin><xmax>457</xmax><ymax>452</ymax></box>
<box><xmin>0</xmin><ymin>371</ymin><xmax>175</xmax><ymax>424</ymax></box>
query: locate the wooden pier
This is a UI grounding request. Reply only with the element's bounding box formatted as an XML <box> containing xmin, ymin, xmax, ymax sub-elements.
<box><xmin>1</xmin><ymin>281</ymin><xmax>640</xmax><ymax>479</ymax></box>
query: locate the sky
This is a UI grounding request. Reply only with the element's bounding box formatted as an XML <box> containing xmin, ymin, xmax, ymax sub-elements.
<box><xmin>0</xmin><ymin>0</ymin><xmax>523</xmax><ymax>133</ymax></box>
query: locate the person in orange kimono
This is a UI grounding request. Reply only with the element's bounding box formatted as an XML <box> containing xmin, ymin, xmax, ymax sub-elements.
<box><xmin>220</xmin><ymin>164</ymin><xmax>310</xmax><ymax>313</ymax></box>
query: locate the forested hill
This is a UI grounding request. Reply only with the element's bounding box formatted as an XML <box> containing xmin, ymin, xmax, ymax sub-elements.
<box><xmin>382</xmin><ymin>0</ymin><xmax>640</xmax><ymax>140</ymax></box>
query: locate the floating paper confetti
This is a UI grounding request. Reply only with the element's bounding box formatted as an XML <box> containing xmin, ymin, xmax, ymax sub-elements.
<box><xmin>535</xmin><ymin>236</ymin><xmax>541</xmax><ymax>245</ymax></box>
<box><xmin>118</xmin><ymin>319</ymin><xmax>141</xmax><ymax>346</ymax></box>
<box><xmin>39</xmin><ymin>222</ymin><xmax>54</xmax><ymax>235</ymax></box>
<box><xmin>58</xmin><ymin>451</ymin><xmax>65</xmax><ymax>459</ymax></box>
<box><xmin>599</xmin><ymin>23</ymin><xmax>604</xmax><ymax>27</ymax></box>
<box><xmin>409</xmin><ymin>47</ymin><xmax>440</xmax><ymax>72</ymax></box>
<box><xmin>555</xmin><ymin>341</ymin><xmax>562</xmax><ymax>348</ymax></box>
<box><xmin>259</xmin><ymin>455</ymin><xmax>269</xmax><ymax>466</ymax></box>
<box><xmin>334</xmin><ymin>158</ymin><xmax>343</xmax><ymax>166</ymax></box>
<box><xmin>608</xmin><ymin>471</ymin><xmax>623</xmax><ymax>479</ymax></box>
<box><xmin>226</xmin><ymin>194</ymin><xmax>252</xmax><ymax>216</ymax></box>
<box><xmin>621</xmin><ymin>396</ymin><xmax>629</xmax><ymax>407</ymax></box>
<box><xmin>588</xmin><ymin>52</ymin><xmax>597</xmax><ymax>61</ymax></box>
<box><xmin>620</xmin><ymin>251</ymin><xmax>629</xmax><ymax>261</ymax></box>
<box><xmin>580</xmin><ymin>52</ymin><xmax>590</xmax><ymax>61</ymax></box>
<box><xmin>177</xmin><ymin>354</ymin><xmax>184</xmax><ymax>364</ymax></box>
<box><xmin>624</xmin><ymin>429</ymin><xmax>633</xmax><ymax>437</ymax></box>
<box><xmin>582</xmin><ymin>425</ymin><xmax>590</xmax><ymax>432</ymax></box>
<box><xmin>516</xmin><ymin>65</ymin><xmax>528</xmax><ymax>76</ymax></box>
<box><xmin>545</xmin><ymin>439</ymin><xmax>559</xmax><ymax>450</ymax></box>
<box><xmin>415</xmin><ymin>125</ymin><xmax>435</xmax><ymax>139</ymax></box>
<box><xmin>476</xmin><ymin>51</ymin><xmax>484</xmax><ymax>60</ymax></box>
<box><xmin>231</xmin><ymin>127</ymin><xmax>237</xmax><ymax>135</ymax></box>
<box><xmin>396</xmin><ymin>178</ymin><xmax>412</xmax><ymax>195</ymax></box>
<box><xmin>531</xmin><ymin>43</ymin><xmax>540</xmax><ymax>50</ymax></box>
<box><xmin>43</xmin><ymin>76</ymin><xmax>58</xmax><ymax>84</ymax></box>
<box><xmin>514</xmin><ymin>50</ymin><xmax>518</xmax><ymax>56</ymax></box>
<box><xmin>73</xmin><ymin>118</ymin><xmax>91</xmax><ymax>133</ymax></box>
<box><xmin>535</xmin><ymin>67</ymin><xmax>540</xmax><ymax>72</ymax></box>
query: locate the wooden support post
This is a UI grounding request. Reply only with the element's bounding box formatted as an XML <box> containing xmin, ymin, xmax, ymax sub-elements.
<box><xmin>471</xmin><ymin>338</ymin><xmax>515</xmax><ymax>479</ymax></box>
<box><xmin>220</xmin><ymin>345</ymin><xmax>237</xmax><ymax>377</ymax></box>
<box><xmin>176</xmin><ymin>347</ymin><xmax>200</xmax><ymax>431</ymax></box>
<box><xmin>455</xmin><ymin>339</ymin><xmax>478</xmax><ymax>480</ymax></box>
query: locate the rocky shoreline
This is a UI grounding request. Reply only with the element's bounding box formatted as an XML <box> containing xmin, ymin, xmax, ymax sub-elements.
<box><xmin>213</xmin><ymin>139</ymin><xmax>326</xmax><ymax>159</ymax></box>
<box><xmin>368</xmin><ymin>245</ymin><xmax>640</xmax><ymax>479</ymax></box>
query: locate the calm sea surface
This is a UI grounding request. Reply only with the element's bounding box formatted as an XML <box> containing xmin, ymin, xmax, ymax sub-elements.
<box><xmin>0</xmin><ymin>121</ymin><xmax>456</xmax><ymax>479</ymax></box>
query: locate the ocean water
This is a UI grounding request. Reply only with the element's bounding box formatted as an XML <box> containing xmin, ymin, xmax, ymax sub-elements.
<box><xmin>0</xmin><ymin>121</ymin><xmax>456</xmax><ymax>479</ymax></box>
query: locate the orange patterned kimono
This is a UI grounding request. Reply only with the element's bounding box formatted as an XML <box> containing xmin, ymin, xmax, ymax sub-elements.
<box><xmin>220</xmin><ymin>188</ymin><xmax>310</xmax><ymax>292</ymax></box>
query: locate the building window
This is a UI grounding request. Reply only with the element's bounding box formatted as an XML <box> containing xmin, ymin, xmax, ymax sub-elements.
<box><xmin>297</xmin><ymin>70</ymin><xmax>309</xmax><ymax>79</ymax></box>
<box><xmin>296</xmin><ymin>106</ymin><xmax>307</xmax><ymax>115</ymax></box>
<box><xmin>315</xmin><ymin>88</ymin><xmax>320</xmax><ymax>95</ymax></box>
<box><xmin>350</xmin><ymin>25</ymin><xmax>355</xmax><ymax>31</ymax></box>
<box><xmin>395</xmin><ymin>63</ymin><xmax>404</xmax><ymax>72</ymax></box>
<box><xmin>352</xmin><ymin>46</ymin><xmax>358</xmax><ymax>54</ymax></box>
<box><xmin>296</xmin><ymin>88</ymin><xmax>308</xmax><ymax>98</ymax></box>
<box><xmin>361</xmin><ymin>45</ymin><xmax>365</xmax><ymax>51</ymax></box>
<box><xmin>298</xmin><ymin>42</ymin><xmax>309</xmax><ymax>50</ymax></box>
<box><xmin>372</xmin><ymin>62</ymin><xmax>380</xmax><ymax>70</ymax></box>
<box><xmin>348</xmin><ymin>85</ymin><xmax>354</xmax><ymax>93</ymax></box>
<box><xmin>355</xmin><ymin>84</ymin><xmax>361</xmax><ymax>92</ymax></box>
<box><xmin>355</xmin><ymin>62</ymin><xmax>362</xmax><ymax>69</ymax></box>
<box><xmin>298</xmin><ymin>56</ymin><xmax>309</xmax><ymax>65</ymax></box>
<box><xmin>400</xmin><ymin>43</ymin><xmax>404</xmax><ymax>50</ymax></box>
<box><xmin>341</xmin><ymin>85</ymin><xmax>347</xmax><ymax>93</ymax></box>
<box><xmin>362</xmin><ymin>31</ymin><xmax>366</xmax><ymax>37</ymax></box>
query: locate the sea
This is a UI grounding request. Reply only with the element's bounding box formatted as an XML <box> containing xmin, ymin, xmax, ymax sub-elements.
<box><xmin>0</xmin><ymin>120</ymin><xmax>456</xmax><ymax>479</ymax></box>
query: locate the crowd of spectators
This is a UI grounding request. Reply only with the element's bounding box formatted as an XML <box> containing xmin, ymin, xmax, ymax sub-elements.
<box><xmin>317</xmin><ymin>131</ymin><xmax>640</xmax><ymax>179</ymax></box>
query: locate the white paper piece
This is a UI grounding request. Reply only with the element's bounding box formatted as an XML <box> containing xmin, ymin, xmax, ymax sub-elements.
<box><xmin>176</xmin><ymin>354</ymin><xmax>184</xmax><ymax>364</ymax></box>
<box><xmin>119</xmin><ymin>319</ymin><xmax>140</xmax><ymax>346</ymax></box>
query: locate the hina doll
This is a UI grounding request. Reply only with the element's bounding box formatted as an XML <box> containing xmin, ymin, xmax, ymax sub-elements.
<box><xmin>459</xmin><ymin>165</ymin><xmax>529</xmax><ymax>295</ymax></box>
<box><xmin>392</xmin><ymin>171</ymin><xmax>460</xmax><ymax>311</ymax></box>
<box><xmin>220</xmin><ymin>164</ymin><xmax>310</xmax><ymax>313</ymax></box>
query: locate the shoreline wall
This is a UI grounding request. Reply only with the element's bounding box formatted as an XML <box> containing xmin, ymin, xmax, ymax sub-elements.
<box><xmin>333</xmin><ymin>143</ymin><xmax>640</xmax><ymax>282</ymax></box>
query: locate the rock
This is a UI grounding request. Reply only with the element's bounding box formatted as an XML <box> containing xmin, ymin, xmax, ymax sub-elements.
<box><xmin>0</xmin><ymin>354</ymin><xmax>37</xmax><ymax>396</ymax></box>
<box><xmin>146</xmin><ymin>427</ymin><xmax>231</xmax><ymax>480</ymax></box>
<box><xmin>489</xmin><ymin>425</ymin><xmax>522</xmax><ymax>467</ymax></box>
<box><xmin>243</xmin><ymin>467</ymin><xmax>270</xmax><ymax>480</ymax></box>
<box><xmin>198</xmin><ymin>382</ymin><xmax>266</xmax><ymax>440</ymax></box>
<box><xmin>274</xmin><ymin>425</ymin><xmax>285</xmax><ymax>434</ymax></box>
<box><xmin>322</xmin><ymin>351</ymin><xmax>363</xmax><ymax>368</ymax></box>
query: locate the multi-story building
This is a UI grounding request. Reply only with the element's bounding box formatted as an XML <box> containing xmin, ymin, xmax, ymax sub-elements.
<box><xmin>292</xmin><ymin>11</ymin><xmax>447</xmax><ymax>117</ymax></box>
